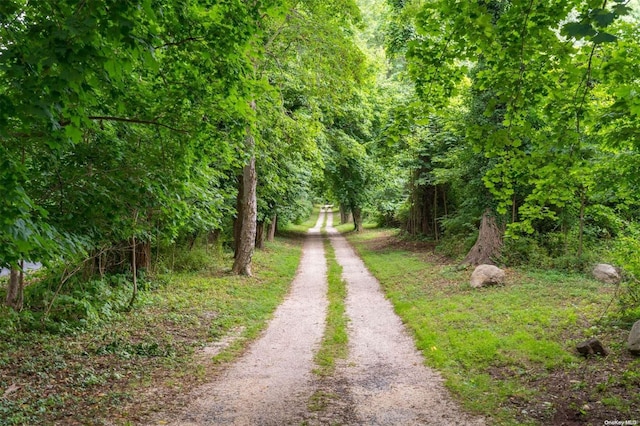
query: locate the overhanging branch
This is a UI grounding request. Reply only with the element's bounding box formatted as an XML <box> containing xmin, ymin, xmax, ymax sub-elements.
<box><xmin>58</xmin><ymin>116</ymin><xmax>189</xmax><ymax>133</ymax></box>
<box><xmin>154</xmin><ymin>37</ymin><xmax>206</xmax><ymax>49</ymax></box>
<box><xmin>87</xmin><ymin>116</ymin><xmax>188</xmax><ymax>133</ymax></box>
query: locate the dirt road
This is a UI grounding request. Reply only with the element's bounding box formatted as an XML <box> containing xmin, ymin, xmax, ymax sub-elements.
<box><xmin>326</xmin><ymin>214</ymin><xmax>483</xmax><ymax>425</ymax></box>
<box><xmin>158</xmin><ymin>209</ymin><xmax>483</xmax><ymax>425</ymax></box>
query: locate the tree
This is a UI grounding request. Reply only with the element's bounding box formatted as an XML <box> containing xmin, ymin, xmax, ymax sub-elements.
<box><xmin>383</xmin><ymin>0</ymin><xmax>640</xmax><ymax>264</ymax></box>
<box><xmin>0</xmin><ymin>0</ymin><xmax>281</xmax><ymax>301</ymax></box>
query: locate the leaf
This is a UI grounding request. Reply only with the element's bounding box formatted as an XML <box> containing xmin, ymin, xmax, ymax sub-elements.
<box><xmin>562</xmin><ymin>22</ymin><xmax>596</xmax><ymax>38</ymax></box>
<box><xmin>592</xmin><ymin>32</ymin><xmax>617</xmax><ymax>44</ymax></box>
<box><xmin>3</xmin><ymin>384</ymin><xmax>20</xmax><ymax>397</ymax></box>
<box><xmin>141</xmin><ymin>0</ymin><xmax>157</xmax><ymax>22</ymax></box>
<box><xmin>65</xmin><ymin>125</ymin><xmax>83</xmax><ymax>143</ymax></box>
<box><xmin>591</xmin><ymin>10</ymin><xmax>616</xmax><ymax>28</ymax></box>
<box><xmin>613</xmin><ymin>4</ymin><xmax>632</xmax><ymax>16</ymax></box>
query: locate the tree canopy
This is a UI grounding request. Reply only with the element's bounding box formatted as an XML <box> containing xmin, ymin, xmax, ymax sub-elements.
<box><xmin>2</xmin><ymin>0</ymin><xmax>640</xmax><ymax>310</ymax></box>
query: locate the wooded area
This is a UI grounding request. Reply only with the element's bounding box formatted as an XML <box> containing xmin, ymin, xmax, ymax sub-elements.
<box><xmin>1</xmin><ymin>0</ymin><xmax>639</xmax><ymax>319</ymax></box>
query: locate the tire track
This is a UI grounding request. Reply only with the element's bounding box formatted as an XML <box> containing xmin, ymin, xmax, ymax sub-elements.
<box><xmin>327</xmin><ymin>217</ymin><xmax>485</xmax><ymax>425</ymax></box>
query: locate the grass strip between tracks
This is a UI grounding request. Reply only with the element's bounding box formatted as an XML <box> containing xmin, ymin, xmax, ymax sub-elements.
<box><xmin>313</xmin><ymin>218</ymin><xmax>348</xmax><ymax>377</ymax></box>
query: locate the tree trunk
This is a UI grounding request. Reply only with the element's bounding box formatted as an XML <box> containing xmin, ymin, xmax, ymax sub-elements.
<box><xmin>233</xmin><ymin>174</ymin><xmax>244</xmax><ymax>258</ymax></box>
<box><xmin>353</xmin><ymin>206</ymin><xmax>363</xmax><ymax>233</ymax></box>
<box><xmin>340</xmin><ymin>206</ymin><xmax>352</xmax><ymax>224</ymax></box>
<box><xmin>129</xmin><ymin>236</ymin><xmax>137</xmax><ymax>309</ymax></box>
<box><xmin>136</xmin><ymin>241</ymin><xmax>151</xmax><ymax>270</ymax></box>
<box><xmin>443</xmin><ymin>189</ymin><xmax>448</xmax><ymax>218</ymax></box>
<box><xmin>98</xmin><ymin>250</ymin><xmax>106</xmax><ymax>278</ymax></box>
<box><xmin>232</xmin><ymin>102</ymin><xmax>258</xmax><ymax>276</ymax></box>
<box><xmin>462</xmin><ymin>209</ymin><xmax>503</xmax><ymax>266</ymax></box>
<box><xmin>255</xmin><ymin>221</ymin><xmax>265</xmax><ymax>249</ymax></box>
<box><xmin>208</xmin><ymin>229</ymin><xmax>222</xmax><ymax>257</ymax></box>
<box><xmin>433</xmin><ymin>185</ymin><xmax>439</xmax><ymax>241</ymax></box>
<box><xmin>5</xmin><ymin>265</ymin><xmax>24</xmax><ymax>311</ymax></box>
<box><xmin>187</xmin><ymin>231</ymin><xmax>199</xmax><ymax>251</ymax></box>
<box><xmin>267</xmin><ymin>214</ymin><xmax>277</xmax><ymax>241</ymax></box>
<box><xmin>578</xmin><ymin>189</ymin><xmax>585</xmax><ymax>258</ymax></box>
<box><xmin>208</xmin><ymin>229</ymin><xmax>221</xmax><ymax>245</ymax></box>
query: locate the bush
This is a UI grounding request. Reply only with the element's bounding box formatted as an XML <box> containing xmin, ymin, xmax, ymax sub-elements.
<box><xmin>584</xmin><ymin>204</ymin><xmax>625</xmax><ymax>239</ymax></box>
<box><xmin>435</xmin><ymin>232</ymin><xmax>478</xmax><ymax>260</ymax></box>
<box><xmin>19</xmin><ymin>272</ymin><xmax>136</xmax><ymax>332</ymax></box>
<box><xmin>608</xmin><ymin>228</ymin><xmax>640</xmax><ymax>315</ymax></box>
<box><xmin>500</xmin><ymin>236</ymin><xmax>552</xmax><ymax>268</ymax></box>
<box><xmin>154</xmin><ymin>240</ymin><xmax>224</xmax><ymax>273</ymax></box>
<box><xmin>550</xmin><ymin>253</ymin><xmax>598</xmax><ymax>273</ymax></box>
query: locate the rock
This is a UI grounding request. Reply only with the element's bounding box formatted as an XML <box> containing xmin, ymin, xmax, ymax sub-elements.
<box><xmin>628</xmin><ymin>320</ymin><xmax>640</xmax><ymax>355</ymax></box>
<box><xmin>592</xmin><ymin>263</ymin><xmax>620</xmax><ymax>284</ymax></box>
<box><xmin>470</xmin><ymin>264</ymin><xmax>505</xmax><ymax>288</ymax></box>
<box><xmin>576</xmin><ymin>338</ymin><xmax>608</xmax><ymax>357</ymax></box>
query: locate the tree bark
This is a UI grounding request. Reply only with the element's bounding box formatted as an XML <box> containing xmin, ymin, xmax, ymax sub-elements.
<box><xmin>129</xmin><ymin>236</ymin><xmax>137</xmax><ymax>309</ymax></box>
<box><xmin>433</xmin><ymin>185</ymin><xmax>439</xmax><ymax>241</ymax></box>
<box><xmin>462</xmin><ymin>209</ymin><xmax>503</xmax><ymax>266</ymax></box>
<box><xmin>207</xmin><ymin>229</ymin><xmax>222</xmax><ymax>256</ymax></box>
<box><xmin>353</xmin><ymin>206</ymin><xmax>363</xmax><ymax>233</ymax></box>
<box><xmin>5</xmin><ymin>265</ymin><xmax>24</xmax><ymax>311</ymax></box>
<box><xmin>267</xmin><ymin>214</ymin><xmax>277</xmax><ymax>241</ymax></box>
<box><xmin>578</xmin><ymin>189</ymin><xmax>585</xmax><ymax>258</ymax></box>
<box><xmin>255</xmin><ymin>221</ymin><xmax>265</xmax><ymax>249</ymax></box>
<box><xmin>136</xmin><ymin>241</ymin><xmax>151</xmax><ymax>270</ymax></box>
<box><xmin>208</xmin><ymin>229</ymin><xmax>221</xmax><ymax>245</ymax></box>
<box><xmin>232</xmin><ymin>102</ymin><xmax>258</xmax><ymax>276</ymax></box>
<box><xmin>233</xmin><ymin>174</ymin><xmax>244</xmax><ymax>258</ymax></box>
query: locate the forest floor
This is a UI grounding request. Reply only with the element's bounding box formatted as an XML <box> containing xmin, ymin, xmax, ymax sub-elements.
<box><xmin>149</xmin><ymin>208</ymin><xmax>484</xmax><ymax>425</ymax></box>
<box><xmin>2</xmin><ymin>211</ymin><xmax>638</xmax><ymax>425</ymax></box>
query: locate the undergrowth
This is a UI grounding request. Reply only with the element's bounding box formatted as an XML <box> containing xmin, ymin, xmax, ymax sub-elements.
<box><xmin>0</xmin><ymin>234</ymin><xmax>305</xmax><ymax>425</ymax></box>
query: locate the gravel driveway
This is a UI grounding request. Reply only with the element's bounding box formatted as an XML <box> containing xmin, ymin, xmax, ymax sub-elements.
<box><xmin>156</xmin><ymin>209</ymin><xmax>484</xmax><ymax>425</ymax></box>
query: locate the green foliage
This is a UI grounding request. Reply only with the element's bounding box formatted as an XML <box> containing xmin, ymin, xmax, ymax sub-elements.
<box><xmin>0</xmin><ymin>0</ymin><xmax>270</xmax><ymax>281</ymax></box>
<box><xmin>18</xmin><ymin>273</ymin><xmax>137</xmax><ymax>332</ymax></box>
<box><xmin>376</xmin><ymin>0</ymin><xmax>640</xmax><ymax>276</ymax></box>
<box><xmin>0</xmin><ymin>0</ymin><xmax>375</xmax><ymax>303</ymax></box>
<box><xmin>156</xmin><ymin>244</ymin><xmax>224</xmax><ymax>274</ymax></box>
<box><xmin>0</xmin><ymin>152</ymin><xmax>87</xmax><ymax>269</ymax></box>
<box><xmin>608</xmin><ymin>224</ymin><xmax>640</xmax><ymax>315</ymax></box>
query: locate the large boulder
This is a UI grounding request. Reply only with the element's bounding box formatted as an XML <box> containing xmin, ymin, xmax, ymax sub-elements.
<box><xmin>470</xmin><ymin>264</ymin><xmax>505</xmax><ymax>288</ymax></box>
<box><xmin>592</xmin><ymin>263</ymin><xmax>621</xmax><ymax>284</ymax></box>
<box><xmin>628</xmin><ymin>320</ymin><xmax>640</xmax><ymax>356</ymax></box>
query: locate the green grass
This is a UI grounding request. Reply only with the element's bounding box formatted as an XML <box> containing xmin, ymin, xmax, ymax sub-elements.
<box><xmin>0</xmin><ymin>236</ymin><xmax>306</xmax><ymax>426</ymax></box>
<box><xmin>313</xmin><ymin>228</ymin><xmax>349</xmax><ymax>376</ymax></box>
<box><xmin>344</xmin><ymin>227</ymin><xmax>629</xmax><ymax>425</ymax></box>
